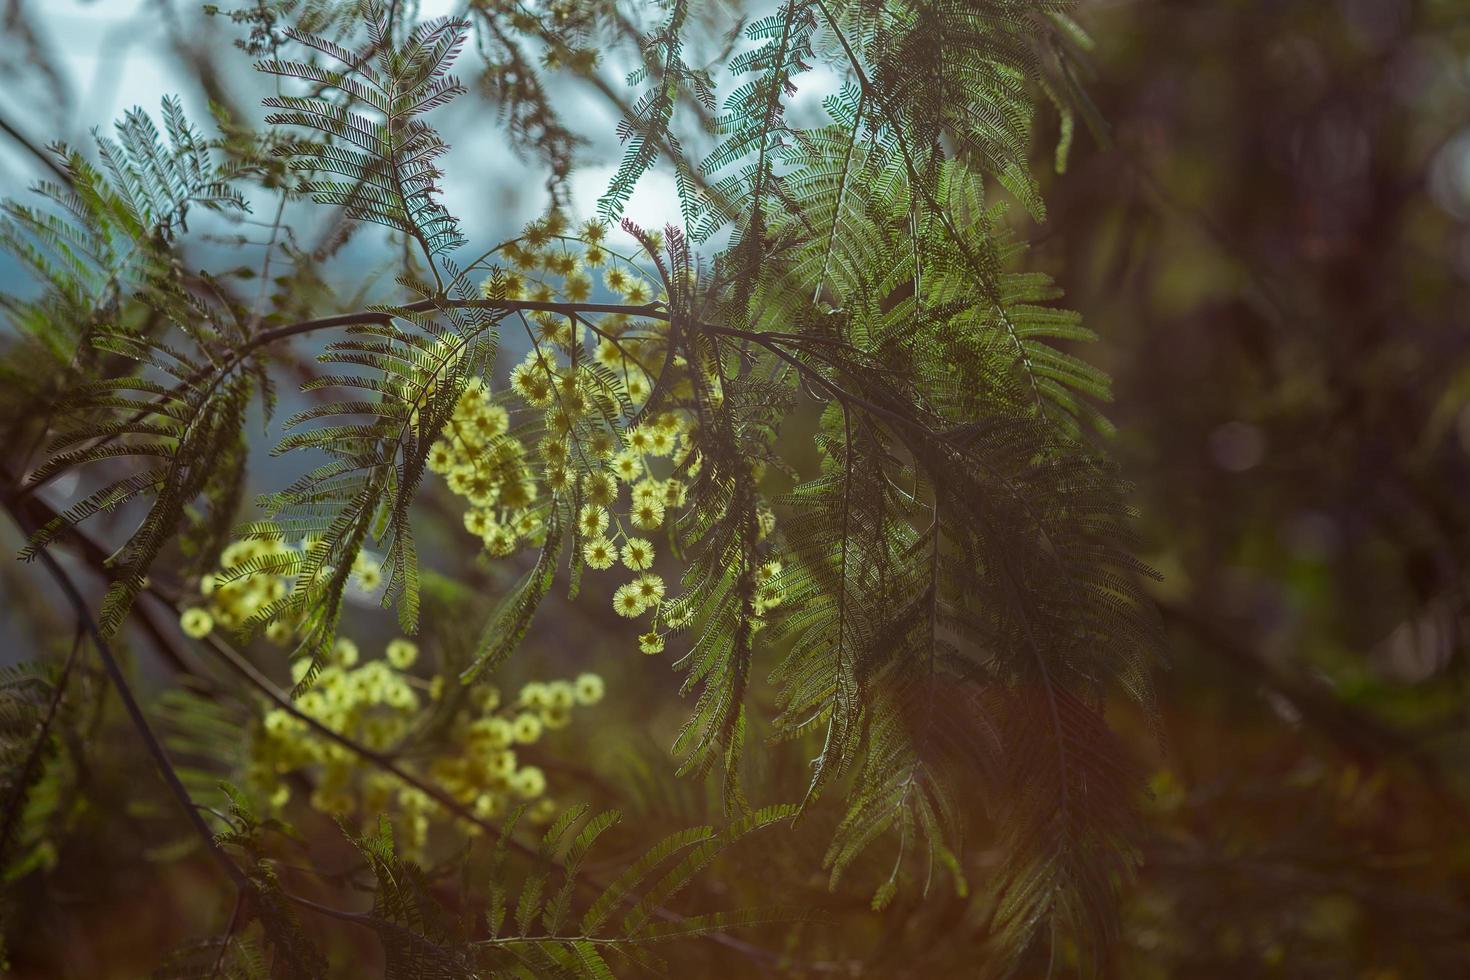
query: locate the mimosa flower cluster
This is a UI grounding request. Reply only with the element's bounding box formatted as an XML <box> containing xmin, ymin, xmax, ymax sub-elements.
<box><xmin>177</xmin><ymin>538</ymin><xmax>604</xmax><ymax>853</ymax></box>
<box><xmin>426</xmin><ymin>212</ymin><xmax>742</xmax><ymax>655</ymax></box>
<box><xmin>178</xmin><ymin>536</ymin><xmax>384</xmax><ymax>644</ymax></box>
<box><xmin>426</xmin><ymin>376</ymin><xmax>542</xmax><ymax>557</ymax></box>
<box><xmin>247</xmin><ymin>639</ymin><xmax>605</xmax><ymax>852</ymax></box>
<box><xmin>169</xmin><ymin>212</ymin><xmax>794</xmax><ymax>853</ymax></box>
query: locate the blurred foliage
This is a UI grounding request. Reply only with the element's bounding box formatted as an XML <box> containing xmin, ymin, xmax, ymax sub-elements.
<box><xmin>1031</xmin><ymin>0</ymin><xmax>1470</xmax><ymax>976</ymax></box>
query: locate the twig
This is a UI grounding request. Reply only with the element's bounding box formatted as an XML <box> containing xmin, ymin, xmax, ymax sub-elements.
<box><xmin>209</xmin><ymin>887</ymin><xmax>247</xmax><ymax>980</ymax></box>
<box><xmin>0</xmin><ymin>111</ymin><xmax>70</xmax><ymax>185</ymax></box>
<box><xmin>10</xmin><ymin>508</ymin><xmax>246</xmax><ymax>890</ymax></box>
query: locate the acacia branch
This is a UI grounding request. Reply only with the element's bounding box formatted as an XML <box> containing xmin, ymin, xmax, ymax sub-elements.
<box><xmin>4</xmin><ymin>479</ymin><xmax>794</xmax><ymax>965</ymax></box>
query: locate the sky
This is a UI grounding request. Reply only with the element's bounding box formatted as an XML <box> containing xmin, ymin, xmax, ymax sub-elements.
<box><xmin>0</xmin><ymin>0</ymin><xmax>697</xmax><ymax>239</ymax></box>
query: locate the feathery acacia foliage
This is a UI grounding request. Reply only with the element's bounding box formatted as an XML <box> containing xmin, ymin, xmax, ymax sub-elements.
<box><xmin>5</xmin><ymin>97</ymin><xmax>257</xmax><ymax>633</ymax></box>
<box><xmin>1</xmin><ymin>0</ymin><xmax>1161</xmax><ymax>974</ymax></box>
<box><xmin>169</xmin><ymin>791</ymin><xmax>802</xmax><ymax>978</ymax></box>
<box><xmin>256</xmin><ymin>11</ymin><xmax>470</xmax><ymax>259</ymax></box>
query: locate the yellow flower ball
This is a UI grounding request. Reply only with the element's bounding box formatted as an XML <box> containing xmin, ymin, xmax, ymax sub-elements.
<box><xmin>612</xmin><ymin>449</ymin><xmax>642</xmax><ymax>482</ymax></box>
<box><xmin>584</xmin><ymin>470</ymin><xmax>618</xmax><ymax>506</ymax></box>
<box><xmin>594</xmin><ymin>339</ymin><xmax>622</xmax><ymax>368</ymax></box>
<box><xmin>564</xmin><ymin>271</ymin><xmax>592</xmax><ymax>302</ymax></box>
<box><xmin>334</xmin><ymin>637</ymin><xmax>359</xmax><ymax>667</ymax></box>
<box><xmin>180</xmin><ymin>607</ymin><xmax>214</xmax><ymax>639</ymax></box>
<box><xmin>428</xmin><ymin>440</ymin><xmax>457</xmax><ymax>473</ymax></box>
<box><xmin>626</xmin><ymin>427</ymin><xmax>653</xmax><ymax>452</ymax></box>
<box><xmin>632</xmin><ymin>499</ymin><xmax>665</xmax><ymax>530</ymax></box>
<box><xmin>263</xmin><ymin>709</ymin><xmax>292</xmax><ymax>736</ymax></box>
<box><xmin>470</xmin><ymin>717</ymin><xmax>514</xmax><ymax>750</ymax></box>
<box><xmin>464</xmin><ymin>509</ymin><xmax>494</xmax><ymax>537</ymax></box>
<box><xmin>512</xmin><ymin>765</ymin><xmax>547</xmax><ymax>799</ymax></box>
<box><xmin>613</xmin><ymin>583</ymin><xmax>647</xmax><ymax>618</ymax></box>
<box><xmin>470</xmin><ymin>684</ymin><xmax>502</xmax><ymax>712</ymax></box>
<box><xmin>546</xmin><ymin>681</ymin><xmax>575</xmax><ymax>709</ymax></box>
<box><xmin>573</xmin><ymin>673</ymin><xmax>604</xmax><ymax>705</ymax></box>
<box><xmin>385</xmin><ymin>638</ymin><xmax>419</xmax><ymax>669</ymax></box>
<box><xmin>621</xmin><ymin>538</ymin><xmax>654</xmax><ymax>571</ymax></box>
<box><xmin>384</xmin><ymin>683</ymin><xmax>418</xmax><ymax>711</ymax></box>
<box><xmin>488</xmin><ymin>749</ymin><xmax>517</xmax><ymax>778</ymax></box>
<box><xmin>634</xmin><ymin>573</ymin><xmax>665</xmax><ymax>604</ymax></box>
<box><xmin>583</xmin><ymin>537</ymin><xmax>616</xmax><ymax>570</ymax></box>
<box><xmin>512</xmin><ymin>712</ymin><xmax>544</xmax><ymax>744</ymax></box>
<box><xmin>579</xmin><ymin>504</ymin><xmax>610</xmax><ymax>537</ymax></box>
<box><xmin>587</xmin><ymin>429</ymin><xmax>617</xmax><ymax>459</ymax></box>
<box><xmin>485</xmin><ymin>527</ymin><xmax>519</xmax><ymax>557</ymax></box>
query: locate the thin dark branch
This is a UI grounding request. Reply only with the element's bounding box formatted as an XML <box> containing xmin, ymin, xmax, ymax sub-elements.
<box><xmin>5</xmin><ymin>502</ymin><xmax>246</xmax><ymax>890</ymax></box>
<box><xmin>0</xmin><ymin>111</ymin><xmax>69</xmax><ymax>185</ymax></box>
<box><xmin>248</xmin><ymin>298</ymin><xmax>669</xmax><ymax>349</ymax></box>
<box><xmin>175</xmin><ymin>596</ymin><xmax>537</xmax><ymax>862</ymax></box>
<box><xmin>209</xmin><ymin>887</ymin><xmax>248</xmax><ymax>980</ymax></box>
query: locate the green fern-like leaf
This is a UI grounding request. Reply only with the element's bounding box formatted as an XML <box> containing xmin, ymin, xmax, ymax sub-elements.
<box><xmin>3</xmin><ymin>98</ymin><xmax>256</xmax><ymax>631</ymax></box>
<box><xmin>597</xmin><ymin>0</ymin><xmax>713</xmax><ymax>222</ymax></box>
<box><xmin>257</xmin><ymin>5</ymin><xmax>470</xmax><ymax>258</ymax></box>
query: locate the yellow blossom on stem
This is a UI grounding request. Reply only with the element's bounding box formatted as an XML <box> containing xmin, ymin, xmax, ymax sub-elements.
<box><xmin>579</xmin><ymin>504</ymin><xmax>609</xmax><ymax>537</ymax></box>
<box><xmin>180</xmin><ymin>607</ymin><xmax>214</xmax><ymax>638</ymax></box>
<box><xmin>634</xmin><ymin>573</ymin><xmax>665</xmax><ymax>604</ymax></box>
<box><xmin>512</xmin><ymin>712</ymin><xmax>544</xmax><ymax>743</ymax></box>
<box><xmin>613</xmin><ymin>583</ymin><xmax>647</xmax><ymax>618</ymax></box>
<box><xmin>512</xmin><ymin>766</ymin><xmax>546</xmax><ymax>799</ymax></box>
<box><xmin>621</xmin><ymin>538</ymin><xmax>654</xmax><ymax>571</ymax></box>
<box><xmin>632</xmin><ymin>498</ymin><xmax>665</xmax><ymax>530</ymax></box>
<box><xmin>583</xmin><ymin>537</ymin><xmax>616</xmax><ymax>570</ymax></box>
